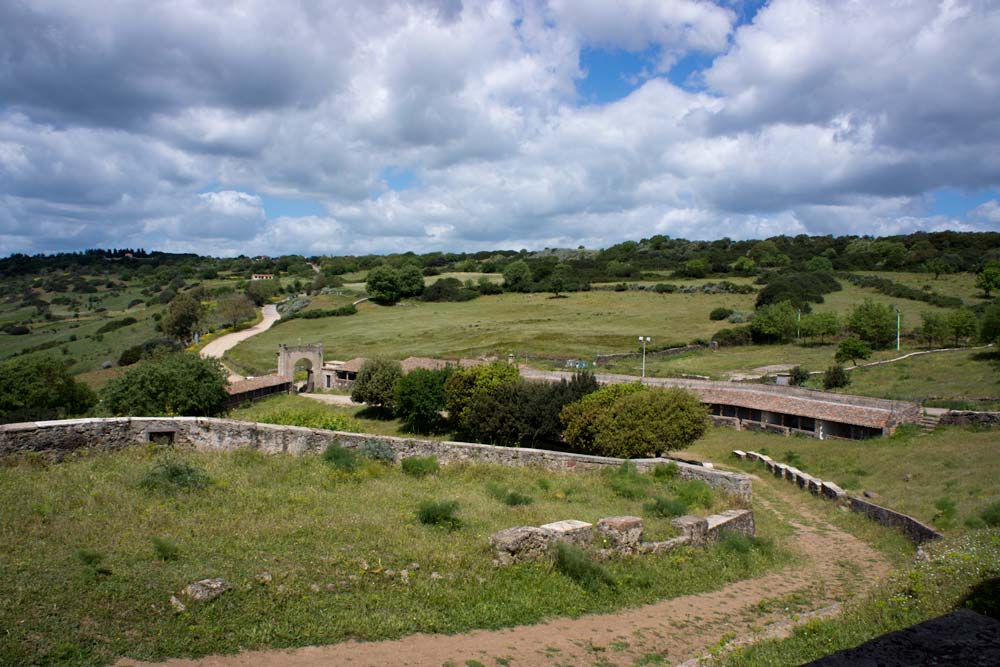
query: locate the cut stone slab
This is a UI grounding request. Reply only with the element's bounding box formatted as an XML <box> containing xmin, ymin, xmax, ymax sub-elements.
<box><xmin>671</xmin><ymin>515</ymin><xmax>708</xmax><ymax>546</ymax></box>
<box><xmin>490</xmin><ymin>526</ymin><xmax>552</xmax><ymax>565</ymax></box>
<box><xmin>540</xmin><ymin>519</ymin><xmax>593</xmax><ymax>548</ymax></box>
<box><xmin>182</xmin><ymin>578</ymin><xmax>231</xmax><ymax>602</ymax></box>
<box><xmin>807</xmin><ymin>477</ymin><xmax>823</xmax><ymax>495</ymax></box>
<box><xmin>706</xmin><ymin>509</ymin><xmax>755</xmax><ymax>540</ymax></box>
<box><xmin>822</xmin><ymin>481</ymin><xmax>847</xmax><ymax>500</ymax></box>
<box><xmin>732</xmin><ymin>449</ymin><xmax>746</xmax><ymax>460</ymax></box>
<box><xmin>774</xmin><ymin>463</ymin><xmax>788</xmax><ymax>477</ymax></box>
<box><xmin>784</xmin><ymin>466</ymin><xmax>801</xmax><ymax>482</ymax></box>
<box><xmin>596</xmin><ymin>516</ymin><xmax>643</xmax><ymax>552</ymax></box>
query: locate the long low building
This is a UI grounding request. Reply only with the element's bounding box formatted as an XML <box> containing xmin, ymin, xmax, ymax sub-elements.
<box><xmin>521</xmin><ymin>368</ymin><xmax>921</xmax><ymax>440</ymax></box>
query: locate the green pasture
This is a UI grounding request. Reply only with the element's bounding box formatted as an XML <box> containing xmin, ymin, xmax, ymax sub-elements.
<box><xmin>0</xmin><ymin>447</ymin><xmax>781</xmax><ymax>666</ymax></box>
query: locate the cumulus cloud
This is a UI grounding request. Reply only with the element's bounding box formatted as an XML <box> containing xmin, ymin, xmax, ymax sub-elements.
<box><xmin>0</xmin><ymin>0</ymin><xmax>998</xmax><ymax>257</ymax></box>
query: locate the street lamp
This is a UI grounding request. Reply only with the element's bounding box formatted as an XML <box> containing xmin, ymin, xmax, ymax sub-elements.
<box><xmin>895</xmin><ymin>306</ymin><xmax>901</xmax><ymax>352</ymax></box>
<box><xmin>638</xmin><ymin>335</ymin><xmax>651</xmax><ymax>379</ymax></box>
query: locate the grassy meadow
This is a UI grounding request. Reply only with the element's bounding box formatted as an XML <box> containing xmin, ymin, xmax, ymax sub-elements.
<box><xmin>682</xmin><ymin>425</ymin><xmax>1000</xmax><ymax>534</ymax></box>
<box><xmin>0</xmin><ymin>446</ymin><xmax>782</xmax><ymax>666</ymax></box>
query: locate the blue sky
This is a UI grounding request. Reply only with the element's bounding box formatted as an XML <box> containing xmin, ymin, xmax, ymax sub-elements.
<box><xmin>1</xmin><ymin>0</ymin><xmax>998</xmax><ymax>256</ymax></box>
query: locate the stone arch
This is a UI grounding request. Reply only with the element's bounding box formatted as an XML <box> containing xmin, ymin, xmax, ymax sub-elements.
<box><xmin>277</xmin><ymin>344</ymin><xmax>323</xmax><ymax>393</ymax></box>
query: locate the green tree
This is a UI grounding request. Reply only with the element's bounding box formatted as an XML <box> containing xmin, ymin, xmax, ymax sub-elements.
<box><xmin>502</xmin><ymin>260</ymin><xmax>533</xmax><ymax>292</ymax></box>
<box><xmin>394</xmin><ymin>367</ymin><xmax>454</xmax><ymax>433</ymax></box>
<box><xmin>246</xmin><ymin>278</ymin><xmax>280</xmax><ymax>306</ymax></box>
<box><xmin>822</xmin><ymin>365</ymin><xmax>851</xmax><ymax>389</ymax></box>
<box><xmin>592</xmin><ymin>388</ymin><xmax>708</xmax><ymax>458</ymax></box>
<box><xmin>835</xmin><ymin>338</ymin><xmax>872</xmax><ymax>366</ymax></box>
<box><xmin>443</xmin><ymin>362</ymin><xmax>520</xmax><ymax>432</ymax></box>
<box><xmin>0</xmin><ymin>356</ymin><xmax>97</xmax><ymax>424</ymax></box>
<box><xmin>215</xmin><ymin>292</ymin><xmax>256</xmax><ymax>329</ymax></box>
<box><xmin>748</xmin><ymin>240</ymin><xmax>791</xmax><ymax>268</ymax></box>
<box><xmin>980</xmin><ymin>303</ymin><xmax>1000</xmax><ymax>344</ymax></box>
<box><xmin>751</xmin><ymin>301</ymin><xmax>798</xmax><ymax>343</ymax></box>
<box><xmin>976</xmin><ymin>261</ymin><xmax>1000</xmax><ymax>298</ymax></box>
<box><xmin>548</xmin><ymin>263</ymin><xmax>574</xmax><ymax>297</ymax></box>
<box><xmin>730</xmin><ymin>256</ymin><xmax>757</xmax><ymax>276</ymax></box>
<box><xmin>924</xmin><ymin>257</ymin><xmax>952</xmax><ymax>279</ymax></box>
<box><xmin>800</xmin><ymin>312</ymin><xmax>840</xmax><ymax>343</ymax></box>
<box><xmin>804</xmin><ymin>256</ymin><xmax>834</xmax><ymax>272</ymax></box>
<box><xmin>945</xmin><ymin>309</ymin><xmax>979</xmax><ymax>346</ymax></box>
<box><xmin>351</xmin><ymin>358</ymin><xmax>403</xmax><ymax>410</ymax></box>
<box><xmin>365</xmin><ymin>265</ymin><xmax>403</xmax><ymax>305</ymax></box>
<box><xmin>847</xmin><ymin>298</ymin><xmax>896</xmax><ymax>349</ymax></box>
<box><xmin>919</xmin><ymin>312</ymin><xmax>949</xmax><ymax>347</ymax></box>
<box><xmin>161</xmin><ymin>291</ymin><xmax>205</xmax><ymax>344</ymax></box>
<box><xmin>561</xmin><ymin>382</ymin><xmax>648</xmax><ymax>453</ymax></box>
<box><xmin>398</xmin><ymin>264</ymin><xmax>425</xmax><ymax>298</ymax></box>
<box><xmin>101</xmin><ymin>353</ymin><xmax>228</xmax><ymax>417</ymax></box>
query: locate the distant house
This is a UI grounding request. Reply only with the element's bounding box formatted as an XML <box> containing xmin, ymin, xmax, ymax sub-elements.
<box><xmin>251</xmin><ymin>273</ymin><xmax>275</xmax><ymax>281</ymax></box>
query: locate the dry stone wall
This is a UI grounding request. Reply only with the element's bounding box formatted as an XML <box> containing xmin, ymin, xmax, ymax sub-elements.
<box><xmin>734</xmin><ymin>449</ymin><xmax>942</xmax><ymax>544</ymax></box>
<box><xmin>0</xmin><ymin>417</ymin><xmax>752</xmax><ymax>500</ymax></box>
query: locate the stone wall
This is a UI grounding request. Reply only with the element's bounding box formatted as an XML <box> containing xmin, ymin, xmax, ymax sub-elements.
<box><xmin>938</xmin><ymin>411</ymin><xmax>1000</xmax><ymax>428</ymax></box>
<box><xmin>735</xmin><ymin>449</ymin><xmax>942</xmax><ymax>545</ymax></box>
<box><xmin>0</xmin><ymin>418</ymin><xmax>752</xmax><ymax>501</ymax></box>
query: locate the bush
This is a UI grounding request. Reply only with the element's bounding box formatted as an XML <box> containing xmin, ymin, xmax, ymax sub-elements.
<box><xmin>552</xmin><ymin>542</ymin><xmax>615</xmax><ymax>591</ymax></box>
<box><xmin>359</xmin><ymin>439</ymin><xmax>395</xmax><ymax>463</ymax></box>
<box><xmin>847</xmin><ymin>298</ymin><xmax>896</xmax><ymax>349</ymax></box>
<box><xmin>488</xmin><ymin>484</ymin><xmax>534</xmax><ymax>506</ymax></box>
<box><xmin>443</xmin><ymin>362</ymin><xmax>521</xmax><ymax>432</ymax></box>
<box><xmin>934</xmin><ymin>497</ymin><xmax>957</xmax><ymax>526</ymax></box>
<box><xmin>822</xmin><ymin>364</ymin><xmax>851</xmax><ymax>389</ymax></box>
<box><xmin>152</xmin><ymin>537</ymin><xmax>180</xmax><ymax>561</ymax></box>
<box><xmin>835</xmin><ymin>338</ymin><xmax>872</xmax><ymax>366</ymax></box>
<box><xmin>394</xmin><ymin>367</ymin><xmax>454</xmax><ymax>433</ymax></box>
<box><xmin>140</xmin><ymin>459</ymin><xmax>212</xmax><ymax>493</ymax></box>
<box><xmin>117</xmin><ymin>337</ymin><xmax>181</xmax><ymax>366</ymax></box>
<box><xmin>644</xmin><ymin>496</ymin><xmax>688</xmax><ymax>518</ymax></box>
<box><xmin>709</xmin><ymin>307</ymin><xmax>733</xmax><ymax>321</ymax></box>
<box><xmin>401</xmin><ymin>455</ymin><xmax>439</xmax><ymax>477</ymax></box>
<box><xmin>673</xmin><ymin>480</ymin><xmax>714</xmax><ymax>509</ymax></box>
<box><xmin>712</xmin><ymin>325</ymin><xmax>753</xmax><ymax>347</ymax></box>
<box><xmin>561</xmin><ymin>382</ymin><xmax>648</xmax><ymax>452</ymax></box>
<box><xmin>417</xmin><ymin>500</ymin><xmax>460</xmax><ymax>529</ymax></box>
<box><xmin>979</xmin><ymin>502</ymin><xmax>1000</xmax><ymax>527</ymax></box>
<box><xmin>101</xmin><ymin>352</ymin><xmax>228</xmax><ymax>417</ymax></box>
<box><xmin>652</xmin><ymin>462</ymin><xmax>679</xmax><ymax>480</ymax></box>
<box><xmin>350</xmin><ymin>358</ymin><xmax>403</xmax><ymax>410</ymax></box>
<box><xmin>95</xmin><ymin>316</ymin><xmax>138</xmax><ymax>334</ymax></box>
<box><xmin>592</xmin><ymin>388</ymin><xmax>708</xmax><ymax>458</ymax></box>
<box><xmin>322</xmin><ymin>443</ymin><xmax>359</xmax><ymax>472</ymax></box>
<box><xmin>0</xmin><ymin>355</ymin><xmax>96</xmax><ymax>424</ymax></box>
<box><xmin>789</xmin><ymin>366</ymin><xmax>811</xmax><ymax>386</ymax></box>
<box><xmin>422</xmin><ymin>277</ymin><xmax>479</xmax><ymax>302</ymax></box>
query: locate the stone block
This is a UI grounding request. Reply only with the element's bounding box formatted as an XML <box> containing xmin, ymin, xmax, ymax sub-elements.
<box><xmin>638</xmin><ymin>535</ymin><xmax>690</xmax><ymax>554</ymax></box>
<box><xmin>596</xmin><ymin>516</ymin><xmax>643</xmax><ymax>552</ymax></box>
<box><xmin>739</xmin><ymin>450</ymin><xmax>752</xmax><ymax>460</ymax></box>
<box><xmin>784</xmin><ymin>466</ymin><xmax>801</xmax><ymax>482</ymax></box>
<box><xmin>795</xmin><ymin>471</ymin><xmax>811</xmax><ymax>489</ymax></box>
<box><xmin>807</xmin><ymin>477</ymin><xmax>823</xmax><ymax>495</ymax></box>
<box><xmin>540</xmin><ymin>519</ymin><xmax>593</xmax><ymax>548</ymax></box>
<box><xmin>821</xmin><ymin>481</ymin><xmax>847</xmax><ymax>500</ymax></box>
<box><xmin>671</xmin><ymin>515</ymin><xmax>709</xmax><ymax>546</ymax></box>
<box><xmin>774</xmin><ymin>463</ymin><xmax>787</xmax><ymax>478</ymax></box>
<box><xmin>490</xmin><ymin>526</ymin><xmax>553</xmax><ymax>565</ymax></box>
<box><xmin>706</xmin><ymin>509</ymin><xmax>755</xmax><ymax>540</ymax></box>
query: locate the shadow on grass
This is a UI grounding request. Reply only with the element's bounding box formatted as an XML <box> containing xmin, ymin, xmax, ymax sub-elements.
<box><xmin>356</xmin><ymin>405</ymin><xmax>395</xmax><ymax>421</ymax></box>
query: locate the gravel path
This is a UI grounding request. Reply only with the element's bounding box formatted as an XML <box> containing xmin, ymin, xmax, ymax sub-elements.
<box><xmin>199</xmin><ymin>304</ymin><xmax>279</xmax><ymax>382</ymax></box>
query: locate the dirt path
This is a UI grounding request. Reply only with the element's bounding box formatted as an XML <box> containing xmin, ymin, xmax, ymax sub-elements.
<box><xmin>199</xmin><ymin>305</ymin><xmax>280</xmax><ymax>382</ymax></box>
<box><xmin>118</xmin><ymin>480</ymin><xmax>892</xmax><ymax>667</ymax></box>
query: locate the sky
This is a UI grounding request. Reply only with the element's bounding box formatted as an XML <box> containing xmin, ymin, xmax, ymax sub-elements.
<box><xmin>1</xmin><ymin>0</ymin><xmax>999</xmax><ymax>258</ymax></box>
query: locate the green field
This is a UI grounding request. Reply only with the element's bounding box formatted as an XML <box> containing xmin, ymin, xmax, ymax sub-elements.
<box><xmin>683</xmin><ymin>425</ymin><xmax>1000</xmax><ymax>533</ymax></box>
<box><xmin>0</xmin><ymin>447</ymin><xmax>781</xmax><ymax>666</ymax></box>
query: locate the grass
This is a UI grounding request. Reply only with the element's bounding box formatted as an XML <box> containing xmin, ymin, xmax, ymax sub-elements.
<box><xmin>228</xmin><ymin>394</ymin><xmax>415</xmax><ymax>438</ymax></box>
<box><xmin>0</xmin><ymin>447</ymin><xmax>786</xmax><ymax>666</ymax></box>
<box><xmin>682</xmin><ymin>425</ymin><xmax>1000</xmax><ymax>534</ymax></box>
<box><xmin>712</xmin><ymin>529</ymin><xmax>1000</xmax><ymax>667</ymax></box>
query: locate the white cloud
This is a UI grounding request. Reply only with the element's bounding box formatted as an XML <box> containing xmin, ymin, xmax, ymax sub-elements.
<box><xmin>0</xmin><ymin>0</ymin><xmax>998</xmax><ymax>256</ymax></box>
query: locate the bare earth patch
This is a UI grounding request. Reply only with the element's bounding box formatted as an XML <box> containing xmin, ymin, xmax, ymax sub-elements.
<box><xmin>117</xmin><ymin>481</ymin><xmax>891</xmax><ymax>667</ymax></box>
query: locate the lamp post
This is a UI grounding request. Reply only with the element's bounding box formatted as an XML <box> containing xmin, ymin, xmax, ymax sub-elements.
<box><xmin>895</xmin><ymin>307</ymin><xmax>901</xmax><ymax>352</ymax></box>
<box><xmin>638</xmin><ymin>335</ymin><xmax>651</xmax><ymax>379</ymax></box>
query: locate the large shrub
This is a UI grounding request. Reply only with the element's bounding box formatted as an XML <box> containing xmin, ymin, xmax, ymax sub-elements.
<box><xmin>350</xmin><ymin>358</ymin><xmax>403</xmax><ymax>410</ymax></box>
<box><xmin>560</xmin><ymin>382</ymin><xmax>648</xmax><ymax>452</ymax></box>
<box><xmin>847</xmin><ymin>298</ymin><xmax>896</xmax><ymax>349</ymax></box>
<box><xmin>394</xmin><ymin>367</ymin><xmax>454</xmax><ymax>433</ymax></box>
<box><xmin>750</xmin><ymin>301</ymin><xmax>798</xmax><ymax>344</ymax></box>
<box><xmin>421</xmin><ymin>277</ymin><xmax>478</xmax><ymax>302</ymax></box>
<box><xmin>0</xmin><ymin>355</ymin><xmax>96</xmax><ymax>424</ymax></box>
<box><xmin>101</xmin><ymin>352</ymin><xmax>228</xmax><ymax>417</ymax></box>
<box><xmin>365</xmin><ymin>265</ymin><xmax>402</xmax><ymax>305</ymax></box>
<box><xmin>443</xmin><ymin>362</ymin><xmax>520</xmax><ymax>431</ymax></box>
<box><xmin>592</xmin><ymin>388</ymin><xmax>708</xmax><ymax>458</ymax></box>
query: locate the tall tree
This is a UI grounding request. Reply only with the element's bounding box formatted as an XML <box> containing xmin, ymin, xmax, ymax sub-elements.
<box><xmin>161</xmin><ymin>292</ymin><xmax>205</xmax><ymax>344</ymax></box>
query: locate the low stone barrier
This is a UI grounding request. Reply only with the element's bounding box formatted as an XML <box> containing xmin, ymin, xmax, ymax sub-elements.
<box><xmin>735</xmin><ymin>449</ymin><xmax>941</xmax><ymax>544</ymax></box>
<box><xmin>490</xmin><ymin>509</ymin><xmax>755</xmax><ymax>564</ymax></box>
<box><xmin>0</xmin><ymin>417</ymin><xmax>752</xmax><ymax>500</ymax></box>
<box><xmin>938</xmin><ymin>411</ymin><xmax>1000</xmax><ymax>428</ymax></box>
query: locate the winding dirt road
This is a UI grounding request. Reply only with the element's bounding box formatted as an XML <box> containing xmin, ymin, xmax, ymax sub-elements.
<box><xmin>118</xmin><ymin>479</ymin><xmax>892</xmax><ymax>667</ymax></box>
<box><xmin>199</xmin><ymin>304</ymin><xmax>280</xmax><ymax>382</ymax></box>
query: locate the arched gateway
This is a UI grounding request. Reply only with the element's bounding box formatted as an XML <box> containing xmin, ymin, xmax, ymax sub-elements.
<box><xmin>276</xmin><ymin>344</ymin><xmax>323</xmax><ymax>392</ymax></box>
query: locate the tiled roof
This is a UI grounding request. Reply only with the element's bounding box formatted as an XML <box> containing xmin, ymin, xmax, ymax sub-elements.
<box><xmin>227</xmin><ymin>375</ymin><xmax>292</xmax><ymax>395</ymax></box>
